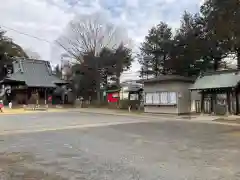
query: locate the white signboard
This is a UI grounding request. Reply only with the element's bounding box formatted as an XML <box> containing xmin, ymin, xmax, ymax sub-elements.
<box><xmin>130</xmin><ymin>94</ymin><xmax>138</xmax><ymax>100</ymax></box>
<box><xmin>160</xmin><ymin>92</ymin><xmax>168</xmax><ymax>104</ymax></box>
<box><xmin>145</xmin><ymin>93</ymin><xmax>153</xmax><ymax>104</ymax></box>
<box><xmin>152</xmin><ymin>93</ymin><xmax>160</xmax><ymax>104</ymax></box>
<box><xmin>169</xmin><ymin>92</ymin><xmax>177</xmax><ymax>104</ymax></box>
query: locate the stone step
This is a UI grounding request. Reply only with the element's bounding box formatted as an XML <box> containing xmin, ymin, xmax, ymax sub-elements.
<box><xmin>24</xmin><ymin>108</ymin><xmax>47</xmax><ymax>111</ymax></box>
<box><xmin>23</xmin><ymin>105</ymin><xmax>48</xmax><ymax>111</ymax></box>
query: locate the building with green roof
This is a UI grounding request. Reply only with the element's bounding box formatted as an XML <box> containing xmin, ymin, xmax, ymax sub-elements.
<box><xmin>190</xmin><ymin>70</ymin><xmax>240</xmax><ymax>115</ymax></box>
<box><xmin>0</xmin><ymin>58</ymin><xmax>68</xmax><ymax>105</ymax></box>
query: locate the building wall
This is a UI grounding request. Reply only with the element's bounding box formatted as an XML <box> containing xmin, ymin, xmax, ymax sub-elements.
<box><xmin>190</xmin><ymin>90</ymin><xmax>201</xmax><ymax>113</ymax></box>
<box><xmin>144</xmin><ymin>81</ymin><xmax>193</xmax><ymax>114</ymax></box>
<box><xmin>144</xmin><ymin>105</ymin><xmax>178</xmax><ymax>114</ymax></box>
<box><xmin>119</xmin><ymin>90</ymin><xmax>129</xmax><ymax>100</ymax></box>
<box><xmin>177</xmin><ymin>83</ymin><xmax>192</xmax><ymax>114</ymax></box>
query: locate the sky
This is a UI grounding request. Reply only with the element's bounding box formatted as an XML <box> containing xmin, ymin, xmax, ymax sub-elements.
<box><xmin>0</xmin><ymin>0</ymin><xmax>202</xmax><ymax>80</ymax></box>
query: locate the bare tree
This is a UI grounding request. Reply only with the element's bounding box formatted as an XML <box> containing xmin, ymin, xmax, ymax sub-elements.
<box><xmin>57</xmin><ymin>12</ymin><xmax>129</xmax><ymax>103</ymax></box>
<box><xmin>25</xmin><ymin>49</ymin><xmax>41</xmax><ymax>60</ymax></box>
<box><xmin>57</xmin><ymin>12</ymin><xmax>127</xmax><ymax>62</ymax></box>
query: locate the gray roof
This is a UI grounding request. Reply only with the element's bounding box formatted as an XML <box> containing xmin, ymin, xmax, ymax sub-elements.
<box><xmin>121</xmin><ymin>83</ymin><xmax>143</xmax><ymax>92</ymax></box>
<box><xmin>190</xmin><ymin>70</ymin><xmax>240</xmax><ymax>90</ymax></box>
<box><xmin>143</xmin><ymin>75</ymin><xmax>195</xmax><ymax>84</ymax></box>
<box><xmin>5</xmin><ymin>59</ymin><xmax>67</xmax><ymax>88</ymax></box>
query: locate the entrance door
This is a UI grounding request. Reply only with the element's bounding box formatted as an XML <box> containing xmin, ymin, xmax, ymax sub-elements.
<box><xmin>215</xmin><ymin>94</ymin><xmax>227</xmax><ymax>115</ymax></box>
<box><xmin>204</xmin><ymin>98</ymin><xmax>211</xmax><ymax>114</ymax></box>
<box><xmin>195</xmin><ymin>100</ymin><xmax>201</xmax><ymax>113</ymax></box>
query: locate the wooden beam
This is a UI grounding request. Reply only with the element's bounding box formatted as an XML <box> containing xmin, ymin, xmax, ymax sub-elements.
<box><xmin>210</xmin><ymin>94</ymin><xmax>214</xmax><ymax>114</ymax></box>
<box><xmin>201</xmin><ymin>91</ymin><xmax>205</xmax><ymax>114</ymax></box>
<box><xmin>226</xmin><ymin>91</ymin><xmax>231</xmax><ymax>115</ymax></box>
<box><xmin>236</xmin><ymin>90</ymin><xmax>239</xmax><ymax>115</ymax></box>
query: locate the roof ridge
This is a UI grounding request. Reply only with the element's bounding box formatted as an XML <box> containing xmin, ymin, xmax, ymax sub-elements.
<box><xmin>4</xmin><ymin>58</ymin><xmax>66</xmax><ymax>88</ymax></box>
<box><xmin>203</xmin><ymin>69</ymin><xmax>240</xmax><ymax>76</ymax></box>
<box><xmin>13</xmin><ymin>58</ymin><xmax>49</xmax><ymax>64</ymax></box>
<box><xmin>142</xmin><ymin>74</ymin><xmax>195</xmax><ymax>83</ymax></box>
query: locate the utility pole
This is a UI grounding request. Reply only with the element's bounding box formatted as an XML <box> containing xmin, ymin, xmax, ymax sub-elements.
<box><xmin>95</xmin><ymin>56</ymin><xmax>101</xmax><ymax>104</ymax></box>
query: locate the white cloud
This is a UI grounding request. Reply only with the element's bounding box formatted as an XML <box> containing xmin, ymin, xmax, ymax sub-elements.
<box><xmin>200</xmin><ymin>0</ymin><xmax>206</xmax><ymax>6</ymax></box>
<box><xmin>0</xmin><ymin>0</ymin><xmax>200</xmax><ymax>81</ymax></box>
<box><xmin>0</xmin><ymin>0</ymin><xmax>73</xmax><ymax>62</ymax></box>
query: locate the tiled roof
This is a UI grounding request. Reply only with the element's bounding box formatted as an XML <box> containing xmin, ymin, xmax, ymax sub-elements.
<box><xmin>5</xmin><ymin>58</ymin><xmax>66</xmax><ymax>88</ymax></box>
<box><xmin>190</xmin><ymin>70</ymin><xmax>240</xmax><ymax>90</ymax></box>
<box><xmin>142</xmin><ymin>75</ymin><xmax>195</xmax><ymax>83</ymax></box>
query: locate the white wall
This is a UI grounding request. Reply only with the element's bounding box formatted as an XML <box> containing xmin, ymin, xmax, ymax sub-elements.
<box><xmin>119</xmin><ymin>90</ymin><xmax>129</xmax><ymax>100</ymax></box>
<box><xmin>190</xmin><ymin>90</ymin><xmax>201</xmax><ymax>112</ymax></box>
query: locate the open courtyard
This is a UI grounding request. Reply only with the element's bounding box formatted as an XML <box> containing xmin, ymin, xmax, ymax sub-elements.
<box><xmin>0</xmin><ymin>111</ymin><xmax>240</xmax><ymax>179</ymax></box>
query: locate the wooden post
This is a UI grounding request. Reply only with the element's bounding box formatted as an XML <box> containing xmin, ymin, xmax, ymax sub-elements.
<box><xmin>226</xmin><ymin>91</ymin><xmax>231</xmax><ymax>116</ymax></box>
<box><xmin>230</xmin><ymin>91</ymin><xmax>234</xmax><ymax>114</ymax></box>
<box><xmin>36</xmin><ymin>90</ymin><xmax>39</xmax><ymax>108</ymax></box>
<box><xmin>236</xmin><ymin>90</ymin><xmax>239</xmax><ymax>115</ymax></box>
<box><xmin>128</xmin><ymin>92</ymin><xmax>131</xmax><ymax>112</ymax></box>
<box><xmin>210</xmin><ymin>93</ymin><xmax>214</xmax><ymax>114</ymax></box>
<box><xmin>211</xmin><ymin>93</ymin><xmax>217</xmax><ymax>115</ymax></box>
<box><xmin>200</xmin><ymin>91</ymin><xmax>205</xmax><ymax>114</ymax></box>
<box><xmin>44</xmin><ymin>88</ymin><xmax>47</xmax><ymax>105</ymax></box>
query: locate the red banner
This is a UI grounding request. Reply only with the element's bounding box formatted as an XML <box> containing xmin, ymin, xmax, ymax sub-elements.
<box><xmin>107</xmin><ymin>92</ymin><xmax>119</xmax><ymax>103</ymax></box>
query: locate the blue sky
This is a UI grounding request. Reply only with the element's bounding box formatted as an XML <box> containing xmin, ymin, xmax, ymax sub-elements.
<box><xmin>0</xmin><ymin>0</ymin><xmax>202</xmax><ymax>80</ymax></box>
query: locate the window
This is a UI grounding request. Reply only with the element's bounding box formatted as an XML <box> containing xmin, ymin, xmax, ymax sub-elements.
<box><xmin>152</xmin><ymin>93</ymin><xmax>160</xmax><ymax>104</ymax></box>
<box><xmin>145</xmin><ymin>93</ymin><xmax>153</xmax><ymax>104</ymax></box>
<box><xmin>145</xmin><ymin>92</ymin><xmax>177</xmax><ymax>105</ymax></box>
<box><xmin>160</xmin><ymin>92</ymin><xmax>168</xmax><ymax>104</ymax></box>
<box><xmin>130</xmin><ymin>94</ymin><xmax>138</xmax><ymax>100</ymax></box>
<box><xmin>168</xmin><ymin>92</ymin><xmax>177</xmax><ymax>104</ymax></box>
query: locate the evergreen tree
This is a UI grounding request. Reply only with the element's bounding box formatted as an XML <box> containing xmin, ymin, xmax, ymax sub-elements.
<box><xmin>140</xmin><ymin>22</ymin><xmax>173</xmax><ymax>76</ymax></box>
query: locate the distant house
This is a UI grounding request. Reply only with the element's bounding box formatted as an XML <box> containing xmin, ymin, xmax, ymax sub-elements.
<box><xmin>0</xmin><ymin>58</ymin><xmax>67</xmax><ymax>105</ymax></box>
<box><xmin>190</xmin><ymin>70</ymin><xmax>240</xmax><ymax>115</ymax></box>
<box><xmin>142</xmin><ymin>75</ymin><xmax>195</xmax><ymax>114</ymax></box>
<box><xmin>105</xmin><ymin>81</ymin><xmax>143</xmax><ymax>101</ymax></box>
<box><xmin>119</xmin><ymin>82</ymin><xmax>143</xmax><ymax>101</ymax></box>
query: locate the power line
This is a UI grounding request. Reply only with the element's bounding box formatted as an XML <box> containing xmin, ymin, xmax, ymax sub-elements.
<box><xmin>1</xmin><ymin>25</ymin><xmax>141</xmax><ymax>75</ymax></box>
<box><xmin>1</xmin><ymin>25</ymin><xmax>139</xmax><ymax>59</ymax></box>
<box><xmin>1</xmin><ymin>25</ymin><xmax>53</xmax><ymax>44</ymax></box>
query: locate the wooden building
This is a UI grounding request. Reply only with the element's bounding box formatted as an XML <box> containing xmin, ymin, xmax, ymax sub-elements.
<box><xmin>142</xmin><ymin>75</ymin><xmax>195</xmax><ymax>114</ymax></box>
<box><xmin>190</xmin><ymin>70</ymin><xmax>240</xmax><ymax>115</ymax></box>
<box><xmin>0</xmin><ymin>58</ymin><xmax>67</xmax><ymax>105</ymax></box>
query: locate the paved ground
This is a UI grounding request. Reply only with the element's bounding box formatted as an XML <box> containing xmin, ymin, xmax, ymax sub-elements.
<box><xmin>0</xmin><ymin>112</ymin><xmax>240</xmax><ymax>179</ymax></box>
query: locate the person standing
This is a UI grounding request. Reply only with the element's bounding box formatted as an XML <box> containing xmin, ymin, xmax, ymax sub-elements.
<box><xmin>0</xmin><ymin>100</ymin><xmax>4</xmax><ymax>113</ymax></box>
<box><xmin>8</xmin><ymin>101</ymin><xmax>12</xmax><ymax>109</ymax></box>
<box><xmin>48</xmin><ymin>95</ymin><xmax>52</xmax><ymax>104</ymax></box>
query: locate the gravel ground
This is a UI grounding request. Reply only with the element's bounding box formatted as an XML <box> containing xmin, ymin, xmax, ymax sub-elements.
<box><xmin>0</xmin><ymin>112</ymin><xmax>240</xmax><ymax>179</ymax></box>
